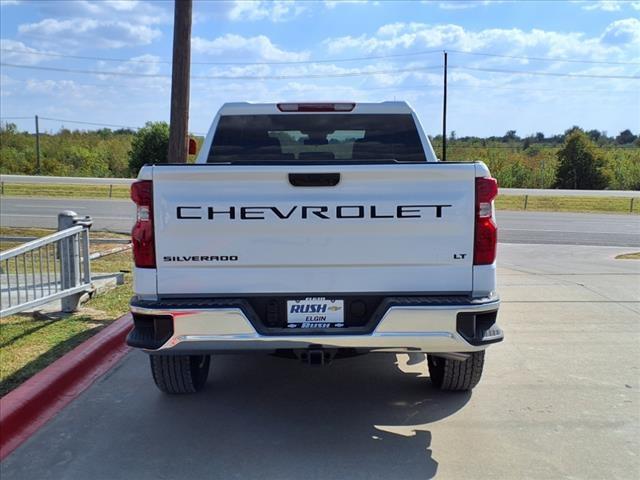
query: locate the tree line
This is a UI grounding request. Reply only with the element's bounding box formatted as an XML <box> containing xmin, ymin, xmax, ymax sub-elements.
<box><xmin>1</xmin><ymin>121</ymin><xmax>638</xmax><ymax>190</ymax></box>
<box><xmin>430</xmin><ymin>127</ymin><xmax>639</xmax><ymax>190</ymax></box>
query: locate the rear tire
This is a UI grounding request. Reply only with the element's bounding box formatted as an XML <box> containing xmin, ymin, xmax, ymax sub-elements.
<box><xmin>427</xmin><ymin>351</ymin><xmax>484</xmax><ymax>391</ymax></box>
<box><xmin>149</xmin><ymin>354</ymin><xmax>210</xmax><ymax>394</ymax></box>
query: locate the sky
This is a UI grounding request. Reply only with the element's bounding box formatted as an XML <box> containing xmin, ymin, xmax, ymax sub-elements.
<box><xmin>0</xmin><ymin>0</ymin><xmax>639</xmax><ymax>138</ymax></box>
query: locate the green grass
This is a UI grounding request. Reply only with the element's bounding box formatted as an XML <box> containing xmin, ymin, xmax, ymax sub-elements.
<box><xmin>615</xmin><ymin>252</ymin><xmax>640</xmax><ymax>260</ymax></box>
<box><xmin>0</xmin><ymin>227</ymin><xmax>62</xmax><ymax>238</ymax></box>
<box><xmin>0</xmin><ymin>315</ymin><xmax>110</xmax><ymax>397</ymax></box>
<box><xmin>0</xmin><ymin>227</ymin><xmax>133</xmax><ymax>397</ymax></box>
<box><xmin>0</xmin><ymin>276</ymin><xmax>133</xmax><ymax>398</ymax></box>
<box><xmin>1</xmin><ymin>183</ymin><xmax>130</xmax><ymax>199</ymax></box>
<box><xmin>495</xmin><ymin>195</ymin><xmax>639</xmax><ymax>214</ymax></box>
<box><xmin>0</xmin><ymin>226</ymin><xmax>128</xmax><ymax>240</ymax></box>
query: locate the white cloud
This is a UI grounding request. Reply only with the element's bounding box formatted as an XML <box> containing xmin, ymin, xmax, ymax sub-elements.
<box><xmin>0</xmin><ymin>39</ymin><xmax>56</xmax><ymax>65</ymax></box>
<box><xmin>46</xmin><ymin>0</ymin><xmax>170</xmax><ymax>23</ymax></box>
<box><xmin>20</xmin><ymin>78</ymin><xmax>105</xmax><ymax>108</ymax></box>
<box><xmin>13</xmin><ymin>0</ymin><xmax>170</xmax><ymax>51</ymax></box>
<box><xmin>423</xmin><ymin>1</ymin><xmax>503</xmax><ymax>9</ymax></box>
<box><xmin>26</xmin><ymin>78</ymin><xmax>79</xmax><ymax>94</ymax></box>
<box><xmin>601</xmin><ymin>17</ymin><xmax>640</xmax><ymax>45</ymax></box>
<box><xmin>94</xmin><ymin>54</ymin><xmax>170</xmax><ymax>92</ymax></box>
<box><xmin>324</xmin><ymin>0</ymin><xmax>371</xmax><ymax>8</ymax></box>
<box><xmin>376</xmin><ymin>23</ymin><xmax>406</xmax><ymax>37</ymax></box>
<box><xmin>18</xmin><ymin>18</ymin><xmax>162</xmax><ymax>48</ymax></box>
<box><xmin>192</xmin><ymin>34</ymin><xmax>310</xmax><ymax>62</ymax></box>
<box><xmin>206</xmin><ymin>63</ymin><xmax>273</xmax><ymax>79</ymax></box>
<box><xmin>99</xmin><ymin>54</ymin><xmax>163</xmax><ymax>75</ymax></box>
<box><xmin>437</xmin><ymin>2</ymin><xmax>477</xmax><ymax>10</ymax></box>
<box><xmin>228</xmin><ymin>0</ymin><xmax>307</xmax><ymax>22</ymax></box>
<box><xmin>103</xmin><ymin>0</ymin><xmax>141</xmax><ymax>12</ymax></box>
<box><xmin>577</xmin><ymin>0</ymin><xmax>640</xmax><ymax>10</ymax></box>
<box><xmin>0</xmin><ymin>74</ymin><xmax>16</xmax><ymax>97</ymax></box>
<box><xmin>323</xmin><ymin>21</ymin><xmax>638</xmax><ymax>63</ymax></box>
<box><xmin>583</xmin><ymin>1</ymin><xmax>623</xmax><ymax>11</ymax></box>
<box><xmin>0</xmin><ymin>0</ymin><xmax>21</xmax><ymax>6</ymax></box>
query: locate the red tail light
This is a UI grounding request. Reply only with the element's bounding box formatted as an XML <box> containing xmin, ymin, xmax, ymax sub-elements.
<box><xmin>474</xmin><ymin>177</ymin><xmax>498</xmax><ymax>265</ymax></box>
<box><xmin>131</xmin><ymin>180</ymin><xmax>156</xmax><ymax>268</ymax></box>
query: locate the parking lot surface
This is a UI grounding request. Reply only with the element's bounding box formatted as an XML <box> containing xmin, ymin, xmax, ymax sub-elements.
<box><xmin>2</xmin><ymin>243</ymin><xmax>639</xmax><ymax>479</ymax></box>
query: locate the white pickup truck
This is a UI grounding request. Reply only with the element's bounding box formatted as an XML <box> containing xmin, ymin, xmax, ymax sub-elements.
<box><xmin>127</xmin><ymin>101</ymin><xmax>503</xmax><ymax>394</ymax></box>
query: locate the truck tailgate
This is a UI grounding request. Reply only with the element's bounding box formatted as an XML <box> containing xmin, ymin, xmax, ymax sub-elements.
<box><xmin>152</xmin><ymin>163</ymin><xmax>476</xmax><ymax>295</ymax></box>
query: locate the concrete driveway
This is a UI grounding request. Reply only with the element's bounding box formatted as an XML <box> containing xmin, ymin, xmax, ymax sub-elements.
<box><xmin>2</xmin><ymin>244</ymin><xmax>639</xmax><ymax>479</ymax></box>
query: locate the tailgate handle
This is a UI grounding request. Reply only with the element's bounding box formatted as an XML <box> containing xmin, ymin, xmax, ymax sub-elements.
<box><xmin>289</xmin><ymin>173</ymin><xmax>340</xmax><ymax>187</ymax></box>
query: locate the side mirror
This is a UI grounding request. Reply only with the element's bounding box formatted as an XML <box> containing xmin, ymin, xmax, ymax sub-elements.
<box><xmin>188</xmin><ymin>137</ymin><xmax>197</xmax><ymax>155</ymax></box>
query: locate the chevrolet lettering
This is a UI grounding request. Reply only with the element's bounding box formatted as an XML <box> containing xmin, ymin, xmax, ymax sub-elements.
<box><xmin>176</xmin><ymin>204</ymin><xmax>452</xmax><ymax>220</ymax></box>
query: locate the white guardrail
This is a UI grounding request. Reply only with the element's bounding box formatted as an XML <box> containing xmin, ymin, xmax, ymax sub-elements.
<box><xmin>1</xmin><ymin>175</ymin><xmax>135</xmax><ymax>185</ymax></box>
<box><xmin>0</xmin><ymin>174</ymin><xmax>639</xmax><ymax>197</ymax></box>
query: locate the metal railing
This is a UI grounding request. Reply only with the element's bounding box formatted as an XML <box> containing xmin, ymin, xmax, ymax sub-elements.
<box><xmin>0</xmin><ymin>213</ymin><xmax>93</xmax><ymax>317</ymax></box>
<box><xmin>0</xmin><ymin>174</ymin><xmax>135</xmax><ymax>185</ymax></box>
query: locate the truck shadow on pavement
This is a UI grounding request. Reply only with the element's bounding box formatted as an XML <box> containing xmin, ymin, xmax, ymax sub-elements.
<box><xmin>146</xmin><ymin>352</ymin><xmax>469</xmax><ymax>480</ymax></box>
<box><xmin>2</xmin><ymin>351</ymin><xmax>472</xmax><ymax>480</ymax></box>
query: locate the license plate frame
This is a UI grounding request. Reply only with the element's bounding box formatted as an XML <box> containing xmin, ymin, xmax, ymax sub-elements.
<box><xmin>286</xmin><ymin>297</ymin><xmax>344</xmax><ymax>329</ymax></box>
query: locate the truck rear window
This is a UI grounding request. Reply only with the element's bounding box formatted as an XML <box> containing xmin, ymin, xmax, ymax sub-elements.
<box><xmin>207</xmin><ymin>114</ymin><xmax>426</xmax><ymax>163</ymax></box>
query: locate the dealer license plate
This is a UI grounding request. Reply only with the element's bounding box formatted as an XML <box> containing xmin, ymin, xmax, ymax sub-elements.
<box><xmin>286</xmin><ymin>298</ymin><xmax>344</xmax><ymax>329</ymax></box>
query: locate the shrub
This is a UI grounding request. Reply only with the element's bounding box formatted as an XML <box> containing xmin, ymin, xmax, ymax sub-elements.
<box><xmin>128</xmin><ymin>122</ymin><xmax>170</xmax><ymax>175</ymax></box>
<box><xmin>554</xmin><ymin>130</ymin><xmax>608</xmax><ymax>189</ymax></box>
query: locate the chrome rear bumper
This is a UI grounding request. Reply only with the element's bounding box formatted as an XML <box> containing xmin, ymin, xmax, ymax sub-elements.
<box><xmin>128</xmin><ymin>296</ymin><xmax>502</xmax><ymax>354</ymax></box>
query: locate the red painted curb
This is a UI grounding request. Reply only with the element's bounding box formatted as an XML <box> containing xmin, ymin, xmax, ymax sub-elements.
<box><xmin>0</xmin><ymin>313</ymin><xmax>132</xmax><ymax>460</ymax></box>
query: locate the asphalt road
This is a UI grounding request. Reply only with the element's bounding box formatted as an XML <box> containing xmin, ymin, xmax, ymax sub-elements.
<box><xmin>1</xmin><ymin>197</ymin><xmax>639</xmax><ymax>247</ymax></box>
<box><xmin>2</xmin><ymin>244</ymin><xmax>638</xmax><ymax>479</ymax></box>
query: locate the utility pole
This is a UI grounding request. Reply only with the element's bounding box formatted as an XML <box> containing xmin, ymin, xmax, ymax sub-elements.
<box><xmin>35</xmin><ymin>115</ymin><xmax>41</xmax><ymax>175</ymax></box>
<box><xmin>167</xmin><ymin>0</ymin><xmax>192</xmax><ymax>163</ymax></box>
<box><xmin>442</xmin><ymin>51</ymin><xmax>448</xmax><ymax>162</ymax></box>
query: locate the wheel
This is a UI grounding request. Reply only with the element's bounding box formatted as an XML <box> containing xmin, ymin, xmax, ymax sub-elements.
<box><xmin>149</xmin><ymin>354</ymin><xmax>210</xmax><ymax>394</ymax></box>
<box><xmin>427</xmin><ymin>351</ymin><xmax>485</xmax><ymax>391</ymax></box>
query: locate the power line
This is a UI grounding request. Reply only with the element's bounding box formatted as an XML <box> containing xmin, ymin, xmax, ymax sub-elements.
<box><xmin>1</xmin><ymin>116</ymin><xmax>208</xmax><ymax>135</ymax></box>
<box><xmin>448</xmin><ymin>49</ymin><xmax>640</xmax><ymax>66</ymax></box>
<box><xmin>365</xmin><ymin>83</ymin><xmax>638</xmax><ymax>94</ymax></box>
<box><xmin>0</xmin><ymin>47</ymin><xmax>443</xmax><ymax>66</ymax></box>
<box><xmin>40</xmin><ymin>117</ymin><xmax>207</xmax><ymax>136</ymax></box>
<box><xmin>38</xmin><ymin>117</ymin><xmax>140</xmax><ymax>130</ymax></box>
<box><xmin>4</xmin><ymin>60</ymin><xmax>637</xmax><ymax>81</ymax></box>
<box><xmin>3</xmin><ymin>74</ymin><xmax>638</xmax><ymax>95</ymax></box>
<box><xmin>4</xmin><ymin>61</ymin><xmax>638</xmax><ymax>81</ymax></box>
<box><xmin>452</xmin><ymin>65</ymin><xmax>640</xmax><ymax>80</ymax></box>
<box><xmin>0</xmin><ymin>62</ymin><xmax>443</xmax><ymax>80</ymax></box>
<box><xmin>3</xmin><ymin>46</ymin><xmax>639</xmax><ymax>66</ymax></box>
